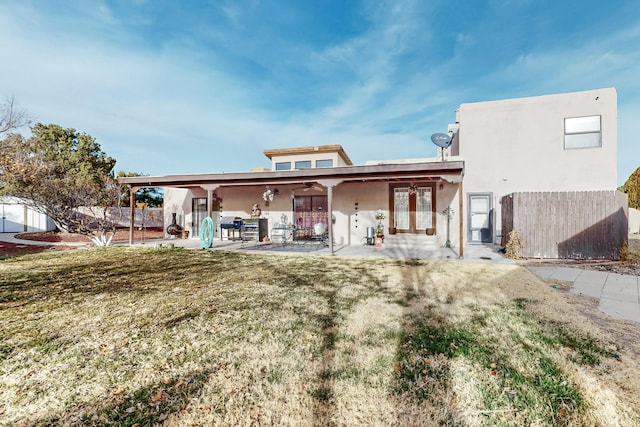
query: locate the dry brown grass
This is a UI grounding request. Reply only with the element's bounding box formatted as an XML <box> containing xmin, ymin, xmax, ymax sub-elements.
<box><xmin>1</xmin><ymin>248</ymin><xmax>639</xmax><ymax>426</ymax></box>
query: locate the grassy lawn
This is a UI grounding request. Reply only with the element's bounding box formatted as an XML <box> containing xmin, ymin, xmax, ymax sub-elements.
<box><xmin>1</xmin><ymin>248</ymin><xmax>639</xmax><ymax>426</ymax></box>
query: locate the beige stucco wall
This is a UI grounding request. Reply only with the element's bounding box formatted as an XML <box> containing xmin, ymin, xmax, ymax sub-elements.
<box><xmin>458</xmin><ymin>87</ymin><xmax>618</xmax><ymax>243</ymax></box>
<box><xmin>212</xmin><ymin>182</ymin><xmax>390</xmax><ymax>245</ymax></box>
<box><xmin>270</xmin><ymin>152</ymin><xmax>348</xmax><ymax>170</ymax></box>
<box><xmin>163</xmin><ymin>182</ymin><xmax>462</xmax><ymax>248</ymax></box>
<box><xmin>435</xmin><ymin>182</ymin><xmax>461</xmax><ymax>249</ymax></box>
<box><xmin>163</xmin><ymin>187</ymin><xmax>205</xmax><ymax>235</ymax></box>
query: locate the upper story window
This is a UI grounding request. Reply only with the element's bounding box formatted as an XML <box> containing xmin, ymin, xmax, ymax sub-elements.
<box><xmin>275</xmin><ymin>162</ymin><xmax>291</xmax><ymax>171</ymax></box>
<box><xmin>315</xmin><ymin>159</ymin><xmax>333</xmax><ymax>168</ymax></box>
<box><xmin>564</xmin><ymin>115</ymin><xmax>601</xmax><ymax>149</ymax></box>
<box><xmin>295</xmin><ymin>160</ymin><xmax>312</xmax><ymax>169</ymax></box>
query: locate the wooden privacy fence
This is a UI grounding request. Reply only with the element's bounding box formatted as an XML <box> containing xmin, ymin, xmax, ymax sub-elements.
<box><xmin>501</xmin><ymin>191</ymin><xmax>628</xmax><ymax>260</ymax></box>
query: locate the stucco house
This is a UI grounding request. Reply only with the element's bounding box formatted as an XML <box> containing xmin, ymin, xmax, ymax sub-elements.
<box><xmin>120</xmin><ymin>87</ymin><xmax>622</xmax><ymax>258</ymax></box>
<box><xmin>455</xmin><ymin>87</ymin><xmax>617</xmax><ymax>245</ymax></box>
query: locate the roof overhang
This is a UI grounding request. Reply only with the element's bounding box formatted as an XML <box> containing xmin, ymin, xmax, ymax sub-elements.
<box><xmin>119</xmin><ymin>160</ymin><xmax>464</xmax><ymax>190</ymax></box>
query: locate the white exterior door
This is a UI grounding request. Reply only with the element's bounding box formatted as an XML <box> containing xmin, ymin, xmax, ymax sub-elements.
<box><xmin>1</xmin><ymin>204</ymin><xmax>25</xmax><ymax>233</ymax></box>
<box><xmin>468</xmin><ymin>194</ymin><xmax>492</xmax><ymax>243</ymax></box>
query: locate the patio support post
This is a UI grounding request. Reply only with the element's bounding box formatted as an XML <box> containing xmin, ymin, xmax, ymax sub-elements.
<box><xmin>317</xmin><ymin>179</ymin><xmax>342</xmax><ymax>254</ymax></box>
<box><xmin>201</xmin><ymin>184</ymin><xmax>220</xmax><ymax>220</ymax></box>
<box><xmin>459</xmin><ymin>181</ymin><xmax>464</xmax><ymax>259</ymax></box>
<box><xmin>129</xmin><ymin>185</ymin><xmax>136</xmax><ymax>245</ymax></box>
<box><xmin>328</xmin><ymin>185</ymin><xmax>334</xmax><ymax>254</ymax></box>
<box><xmin>207</xmin><ymin>189</ymin><xmax>213</xmax><ymax>219</ymax></box>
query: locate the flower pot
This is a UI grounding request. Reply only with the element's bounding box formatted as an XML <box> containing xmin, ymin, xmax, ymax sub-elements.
<box><xmin>426</xmin><ymin>228</ymin><xmax>435</xmax><ymax>236</ymax></box>
<box><xmin>388</xmin><ymin>227</ymin><xmax>397</xmax><ymax>235</ymax></box>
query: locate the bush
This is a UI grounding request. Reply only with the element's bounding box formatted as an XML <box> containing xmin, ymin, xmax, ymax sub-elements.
<box><xmin>623</xmin><ymin>166</ymin><xmax>640</xmax><ymax>210</ymax></box>
<box><xmin>505</xmin><ymin>230</ymin><xmax>523</xmax><ymax>259</ymax></box>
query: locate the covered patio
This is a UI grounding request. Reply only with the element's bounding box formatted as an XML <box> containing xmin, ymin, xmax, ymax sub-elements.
<box><xmin>119</xmin><ymin>160</ymin><xmax>466</xmax><ymax>257</ymax></box>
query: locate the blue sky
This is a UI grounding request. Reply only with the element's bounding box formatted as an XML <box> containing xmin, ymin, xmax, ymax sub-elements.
<box><xmin>1</xmin><ymin>0</ymin><xmax>639</xmax><ymax>184</ymax></box>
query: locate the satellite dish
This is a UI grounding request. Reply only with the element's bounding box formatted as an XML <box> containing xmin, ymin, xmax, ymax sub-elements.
<box><xmin>430</xmin><ymin>133</ymin><xmax>452</xmax><ymax>148</ymax></box>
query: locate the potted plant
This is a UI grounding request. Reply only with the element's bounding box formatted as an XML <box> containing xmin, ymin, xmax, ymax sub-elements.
<box><xmin>375</xmin><ymin>209</ymin><xmax>386</xmax><ymax>239</ymax></box>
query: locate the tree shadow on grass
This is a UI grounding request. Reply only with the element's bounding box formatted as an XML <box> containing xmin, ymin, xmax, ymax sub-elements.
<box><xmin>0</xmin><ymin>248</ymin><xmax>212</xmax><ymax>305</ymax></box>
<box><xmin>30</xmin><ymin>366</ymin><xmax>221</xmax><ymax>426</ymax></box>
<box><xmin>262</xmin><ymin>256</ymin><xmax>393</xmax><ymax>426</ymax></box>
<box><xmin>391</xmin><ymin>264</ymin><xmax>589</xmax><ymax>426</ymax></box>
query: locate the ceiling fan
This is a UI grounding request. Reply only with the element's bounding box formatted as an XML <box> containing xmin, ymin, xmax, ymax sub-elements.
<box><xmin>292</xmin><ymin>182</ymin><xmax>324</xmax><ymax>192</ymax></box>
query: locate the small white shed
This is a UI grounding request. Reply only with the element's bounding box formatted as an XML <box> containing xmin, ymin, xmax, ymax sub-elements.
<box><xmin>0</xmin><ymin>197</ymin><xmax>56</xmax><ymax>233</ymax></box>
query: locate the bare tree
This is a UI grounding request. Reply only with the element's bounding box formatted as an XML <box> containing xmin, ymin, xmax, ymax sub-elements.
<box><xmin>0</xmin><ymin>96</ymin><xmax>29</xmax><ymax>136</ymax></box>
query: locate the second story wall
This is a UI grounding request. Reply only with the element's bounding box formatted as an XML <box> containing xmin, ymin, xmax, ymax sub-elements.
<box><xmin>271</xmin><ymin>152</ymin><xmax>344</xmax><ymax>170</ymax></box>
<box><xmin>459</xmin><ymin>87</ymin><xmax>617</xmax><ymax>195</ymax></box>
<box><xmin>264</xmin><ymin>145</ymin><xmax>353</xmax><ymax>171</ymax></box>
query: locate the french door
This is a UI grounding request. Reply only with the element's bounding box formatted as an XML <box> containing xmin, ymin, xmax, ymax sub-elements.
<box><xmin>390</xmin><ymin>183</ymin><xmax>435</xmax><ymax>234</ymax></box>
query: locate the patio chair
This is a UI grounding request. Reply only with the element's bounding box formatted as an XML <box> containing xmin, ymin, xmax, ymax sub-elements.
<box><xmin>312</xmin><ymin>222</ymin><xmax>327</xmax><ymax>245</ymax></box>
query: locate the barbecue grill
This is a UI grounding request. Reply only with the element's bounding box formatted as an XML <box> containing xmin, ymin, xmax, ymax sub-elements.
<box><xmin>220</xmin><ymin>216</ymin><xmax>243</xmax><ymax>240</ymax></box>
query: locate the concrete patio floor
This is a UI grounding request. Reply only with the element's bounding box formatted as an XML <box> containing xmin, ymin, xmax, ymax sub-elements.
<box><xmin>141</xmin><ymin>236</ymin><xmax>512</xmax><ymax>263</ymax></box>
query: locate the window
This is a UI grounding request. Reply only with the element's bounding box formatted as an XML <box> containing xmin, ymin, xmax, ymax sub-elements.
<box><xmin>275</xmin><ymin>162</ymin><xmax>291</xmax><ymax>170</ymax></box>
<box><xmin>315</xmin><ymin>159</ymin><xmax>333</xmax><ymax>168</ymax></box>
<box><xmin>564</xmin><ymin>115</ymin><xmax>601</xmax><ymax>149</ymax></box>
<box><xmin>295</xmin><ymin>160</ymin><xmax>312</xmax><ymax>169</ymax></box>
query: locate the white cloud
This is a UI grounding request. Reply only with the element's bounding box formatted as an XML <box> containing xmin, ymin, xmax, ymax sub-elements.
<box><xmin>1</xmin><ymin>0</ymin><xmax>638</xmax><ymax>183</ymax></box>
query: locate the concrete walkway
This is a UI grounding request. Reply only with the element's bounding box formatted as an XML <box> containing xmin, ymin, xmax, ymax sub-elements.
<box><xmin>527</xmin><ymin>266</ymin><xmax>640</xmax><ymax>323</ymax></box>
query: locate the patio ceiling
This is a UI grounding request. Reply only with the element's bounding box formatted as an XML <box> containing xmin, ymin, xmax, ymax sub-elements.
<box><xmin>118</xmin><ymin>160</ymin><xmax>464</xmax><ymax>190</ymax></box>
